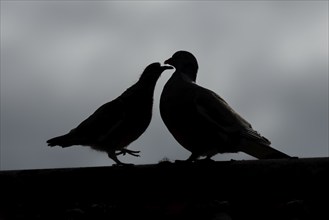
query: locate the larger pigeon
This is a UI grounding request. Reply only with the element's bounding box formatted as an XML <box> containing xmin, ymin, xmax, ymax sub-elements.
<box><xmin>160</xmin><ymin>51</ymin><xmax>291</xmax><ymax>161</ymax></box>
<box><xmin>47</xmin><ymin>62</ymin><xmax>173</xmax><ymax>165</ymax></box>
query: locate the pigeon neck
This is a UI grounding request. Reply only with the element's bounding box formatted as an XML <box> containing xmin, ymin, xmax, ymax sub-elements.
<box><xmin>173</xmin><ymin>70</ymin><xmax>197</xmax><ymax>83</ymax></box>
<box><xmin>138</xmin><ymin>73</ymin><xmax>162</xmax><ymax>91</ymax></box>
<box><xmin>123</xmin><ymin>76</ymin><xmax>158</xmax><ymax>99</ymax></box>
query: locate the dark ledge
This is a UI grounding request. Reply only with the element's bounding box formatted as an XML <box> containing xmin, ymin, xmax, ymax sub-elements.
<box><xmin>1</xmin><ymin>157</ymin><xmax>328</xmax><ymax>220</ymax></box>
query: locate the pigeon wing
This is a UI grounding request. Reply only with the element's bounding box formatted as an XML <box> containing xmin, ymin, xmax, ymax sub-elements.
<box><xmin>193</xmin><ymin>87</ymin><xmax>292</xmax><ymax>159</ymax></box>
<box><xmin>70</xmin><ymin>98</ymin><xmax>126</xmax><ymax>140</ymax></box>
<box><xmin>194</xmin><ymin>87</ymin><xmax>247</xmax><ymax>133</ymax></box>
<box><xmin>194</xmin><ymin>87</ymin><xmax>270</xmax><ymax>145</ymax></box>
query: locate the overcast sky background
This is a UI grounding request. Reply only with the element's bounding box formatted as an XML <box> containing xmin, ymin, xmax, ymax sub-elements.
<box><xmin>1</xmin><ymin>1</ymin><xmax>328</xmax><ymax>170</ymax></box>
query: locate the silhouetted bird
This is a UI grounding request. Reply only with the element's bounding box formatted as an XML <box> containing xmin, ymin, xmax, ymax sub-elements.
<box><xmin>47</xmin><ymin>62</ymin><xmax>173</xmax><ymax>165</ymax></box>
<box><xmin>160</xmin><ymin>51</ymin><xmax>291</xmax><ymax>162</ymax></box>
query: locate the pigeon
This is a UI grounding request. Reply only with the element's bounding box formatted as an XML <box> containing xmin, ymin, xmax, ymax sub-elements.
<box><xmin>47</xmin><ymin>62</ymin><xmax>173</xmax><ymax>165</ymax></box>
<box><xmin>160</xmin><ymin>51</ymin><xmax>291</xmax><ymax>162</ymax></box>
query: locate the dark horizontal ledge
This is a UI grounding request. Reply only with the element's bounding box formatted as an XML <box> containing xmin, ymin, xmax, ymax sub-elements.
<box><xmin>1</xmin><ymin>157</ymin><xmax>328</xmax><ymax>220</ymax></box>
<box><xmin>1</xmin><ymin>157</ymin><xmax>328</xmax><ymax>199</ymax></box>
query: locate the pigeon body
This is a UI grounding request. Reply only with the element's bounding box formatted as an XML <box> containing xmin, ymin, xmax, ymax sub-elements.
<box><xmin>160</xmin><ymin>51</ymin><xmax>291</xmax><ymax>161</ymax></box>
<box><xmin>47</xmin><ymin>62</ymin><xmax>172</xmax><ymax>165</ymax></box>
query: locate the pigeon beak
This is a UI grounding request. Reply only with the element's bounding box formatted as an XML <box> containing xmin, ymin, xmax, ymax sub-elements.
<box><xmin>164</xmin><ymin>58</ymin><xmax>173</xmax><ymax>66</ymax></box>
<box><xmin>162</xmin><ymin>65</ymin><xmax>174</xmax><ymax>70</ymax></box>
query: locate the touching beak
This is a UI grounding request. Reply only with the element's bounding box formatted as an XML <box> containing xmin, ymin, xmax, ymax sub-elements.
<box><xmin>164</xmin><ymin>57</ymin><xmax>173</xmax><ymax>65</ymax></box>
<box><xmin>162</xmin><ymin>65</ymin><xmax>174</xmax><ymax>70</ymax></box>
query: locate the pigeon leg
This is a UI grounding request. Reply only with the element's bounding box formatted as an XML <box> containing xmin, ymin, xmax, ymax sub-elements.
<box><xmin>107</xmin><ymin>151</ymin><xmax>133</xmax><ymax>166</ymax></box>
<box><xmin>116</xmin><ymin>150</ymin><xmax>126</xmax><ymax>156</ymax></box>
<box><xmin>124</xmin><ymin>149</ymin><xmax>140</xmax><ymax>157</ymax></box>
<box><xmin>116</xmin><ymin>149</ymin><xmax>140</xmax><ymax>157</ymax></box>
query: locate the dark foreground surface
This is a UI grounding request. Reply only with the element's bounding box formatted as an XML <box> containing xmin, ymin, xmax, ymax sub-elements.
<box><xmin>1</xmin><ymin>157</ymin><xmax>328</xmax><ymax>220</ymax></box>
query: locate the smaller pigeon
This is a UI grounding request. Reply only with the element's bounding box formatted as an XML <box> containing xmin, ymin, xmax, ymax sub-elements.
<box><xmin>47</xmin><ymin>62</ymin><xmax>173</xmax><ymax>165</ymax></box>
<box><xmin>160</xmin><ymin>51</ymin><xmax>291</xmax><ymax>162</ymax></box>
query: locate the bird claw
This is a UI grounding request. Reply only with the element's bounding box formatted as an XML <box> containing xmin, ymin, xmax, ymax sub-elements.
<box><xmin>116</xmin><ymin>149</ymin><xmax>140</xmax><ymax>157</ymax></box>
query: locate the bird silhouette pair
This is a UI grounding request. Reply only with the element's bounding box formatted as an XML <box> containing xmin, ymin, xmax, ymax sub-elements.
<box><xmin>47</xmin><ymin>51</ymin><xmax>291</xmax><ymax>165</ymax></box>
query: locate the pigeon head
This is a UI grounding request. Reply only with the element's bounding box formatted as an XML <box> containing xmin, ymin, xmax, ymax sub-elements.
<box><xmin>164</xmin><ymin>51</ymin><xmax>198</xmax><ymax>81</ymax></box>
<box><xmin>139</xmin><ymin>62</ymin><xmax>173</xmax><ymax>83</ymax></box>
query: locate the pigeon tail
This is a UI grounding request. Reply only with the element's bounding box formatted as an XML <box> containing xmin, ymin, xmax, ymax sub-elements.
<box><xmin>239</xmin><ymin>139</ymin><xmax>291</xmax><ymax>159</ymax></box>
<box><xmin>47</xmin><ymin>134</ymin><xmax>74</xmax><ymax>148</ymax></box>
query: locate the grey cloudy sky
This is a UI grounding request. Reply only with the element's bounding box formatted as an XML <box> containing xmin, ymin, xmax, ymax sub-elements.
<box><xmin>1</xmin><ymin>1</ymin><xmax>328</xmax><ymax>170</ymax></box>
